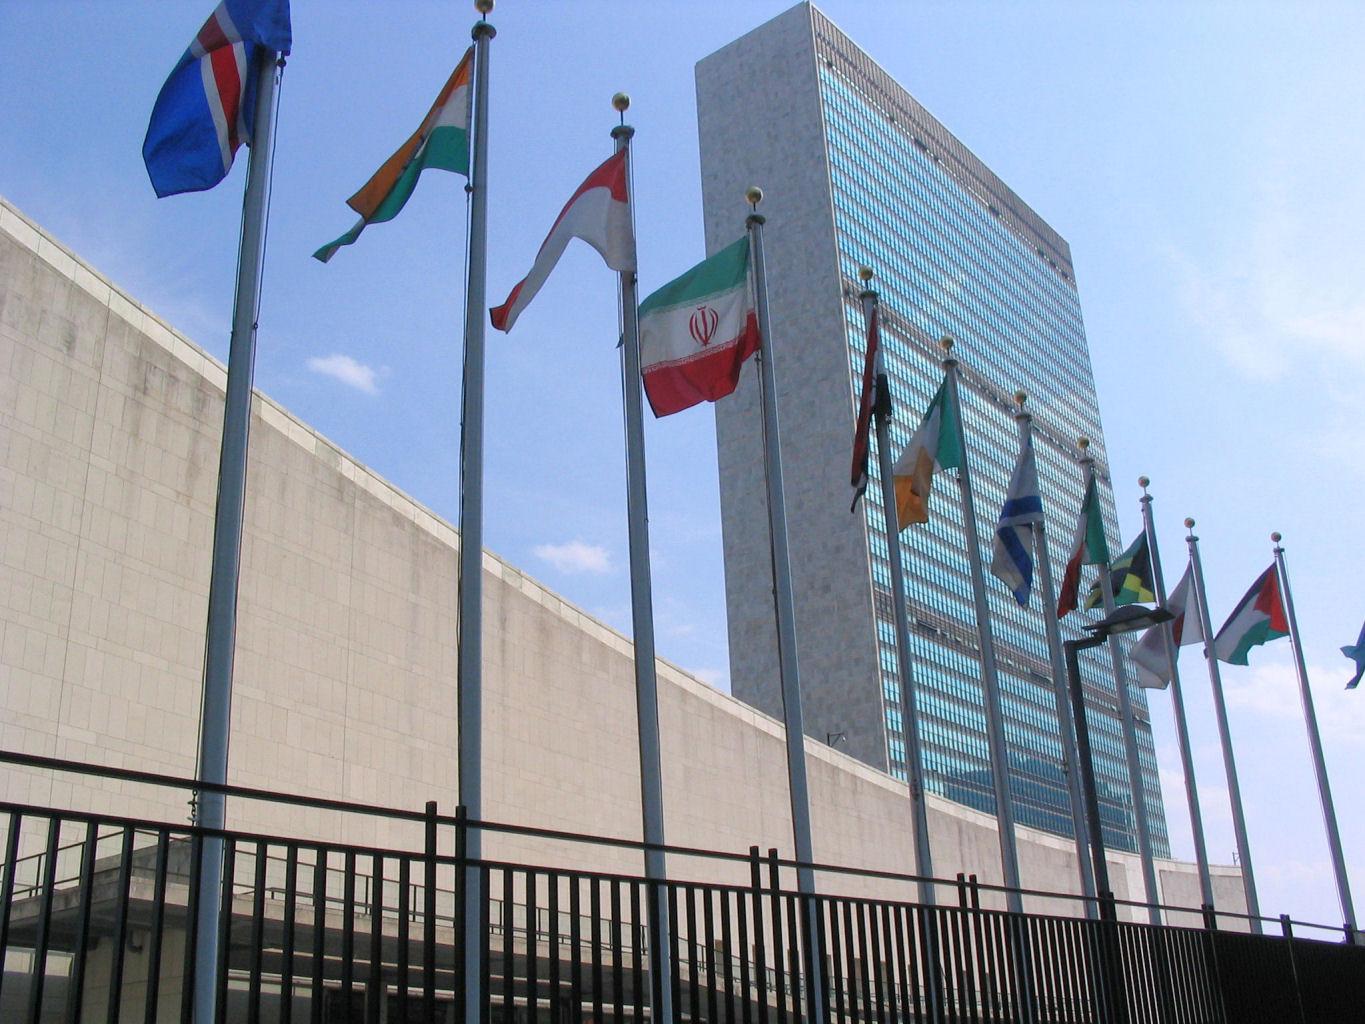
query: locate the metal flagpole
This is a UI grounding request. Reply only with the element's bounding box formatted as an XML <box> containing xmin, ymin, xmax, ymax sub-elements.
<box><xmin>940</xmin><ymin>337</ymin><xmax>1024</xmax><ymax>914</ymax></box>
<box><xmin>1138</xmin><ymin>480</ymin><xmax>1215</xmax><ymax>916</ymax></box>
<box><xmin>746</xmin><ymin>189</ymin><xmax>827</xmax><ymax>1022</ymax></box>
<box><xmin>458</xmin><ymin>8</ymin><xmax>495</xmax><ymax>1022</ymax></box>
<box><xmin>1077</xmin><ymin>441</ymin><xmax>1161</xmax><ymax>925</ymax></box>
<box><xmin>1184</xmin><ymin>520</ymin><xmax>1261</xmax><ymax>931</ymax></box>
<box><xmin>610</xmin><ymin>95</ymin><xmax>675</xmax><ymax>1022</ymax></box>
<box><xmin>858</xmin><ymin>273</ymin><xmax>935</xmax><ymax>905</ymax></box>
<box><xmin>1272</xmin><ymin>532</ymin><xmax>1357</xmax><ymax>942</ymax></box>
<box><xmin>1014</xmin><ymin>394</ymin><xmax>1096</xmax><ymax>913</ymax></box>
<box><xmin>192</xmin><ymin>47</ymin><xmax>282</xmax><ymax>1024</ymax></box>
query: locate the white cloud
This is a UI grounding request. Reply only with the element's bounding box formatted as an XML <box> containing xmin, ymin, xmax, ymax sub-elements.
<box><xmin>1222</xmin><ymin>660</ymin><xmax>1365</xmax><ymax>743</ymax></box>
<box><xmin>1170</xmin><ymin>168</ymin><xmax>1365</xmax><ymax>381</ymax></box>
<box><xmin>533</xmin><ymin>540</ymin><xmax>612</xmax><ymax>575</ymax></box>
<box><xmin>306</xmin><ymin>353</ymin><xmax>382</xmax><ymax>394</ymax></box>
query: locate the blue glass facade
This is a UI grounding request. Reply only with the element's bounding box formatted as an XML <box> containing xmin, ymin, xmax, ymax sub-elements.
<box><xmin>812</xmin><ymin>26</ymin><xmax>1168</xmax><ymax>856</ymax></box>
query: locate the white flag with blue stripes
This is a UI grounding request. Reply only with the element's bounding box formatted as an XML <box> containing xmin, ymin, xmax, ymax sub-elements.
<box><xmin>991</xmin><ymin>436</ymin><xmax>1044</xmax><ymax>605</ymax></box>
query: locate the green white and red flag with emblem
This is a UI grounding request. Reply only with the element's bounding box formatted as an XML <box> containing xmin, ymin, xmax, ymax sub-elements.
<box><xmin>638</xmin><ymin>236</ymin><xmax>761</xmax><ymax>417</ymax></box>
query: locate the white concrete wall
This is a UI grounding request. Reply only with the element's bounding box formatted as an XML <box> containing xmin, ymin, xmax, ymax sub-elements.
<box><xmin>0</xmin><ymin>198</ymin><xmax>1244</xmax><ymax>924</ymax></box>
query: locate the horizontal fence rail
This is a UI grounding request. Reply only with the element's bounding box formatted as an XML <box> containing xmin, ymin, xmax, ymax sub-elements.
<box><xmin>0</xmin><ymin>750</ymin><xmax>1361</xmax><ymax>1024</ymax></box>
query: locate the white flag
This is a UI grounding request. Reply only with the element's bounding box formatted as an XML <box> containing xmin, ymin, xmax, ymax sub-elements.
<box><xmin>1132</xmin><ymin>562</ymin><xmax>1202</xmax><ymax>688</ymax></box>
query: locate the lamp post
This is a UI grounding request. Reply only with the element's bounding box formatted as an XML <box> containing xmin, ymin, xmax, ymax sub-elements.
<box><xmin>1063</xmin><ymin>604</ymin><xmax>1174</xmax><ymax>922</ymax></box>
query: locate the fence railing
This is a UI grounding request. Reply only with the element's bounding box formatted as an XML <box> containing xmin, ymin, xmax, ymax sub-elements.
<box><xmin>0</xmin><ymin>748</ymin><xmax>1361</xmax><ymax>1024</ymax></box>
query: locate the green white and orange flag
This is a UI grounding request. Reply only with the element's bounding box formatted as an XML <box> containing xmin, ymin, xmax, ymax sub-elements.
<box><xmin>314</xmin><ymin>49</ymin><xmax>473</xmax><ymax>263</ymax></box>
<box><xmin>1214</xmin><ymin>564</ymin><xmax>1290</xmax><ymax>665</ymax></box>
<box><xmin>890</xmin><ymin>375</ymin><xmax>963</xmax><ymax>528</ymax></box>
<box><xmin>1057</xmin><ymin>475</ymin><xmax>1109</xmax><ymax>618</ymax></box>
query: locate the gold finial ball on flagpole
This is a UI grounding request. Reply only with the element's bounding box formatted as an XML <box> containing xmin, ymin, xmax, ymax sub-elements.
<box><xmin>1185</xmin><ymin>517</ymin><xmax>1196</xmax><ymax>529</ymax></box>
<box><xmin>858</xmin><ymin>266</ymin><xmax>874</xmax><ymax>283</ymax></box>
<box><xmin>612</xmin><ymin>92</ymin><xmax>631</xmax><ymax>114</ymax></box>
<box><xmin>939</xmin><ymin>335</ymin><xmax>955</xmax><ymax>353</ymax></box>
<box><xmin>1138</xmin><ymin>475</ymin><xmax>1150</xmax><ymax>488</ymax></box>
<box><xmin>475</xmin><ymin>0</ymin><xmax>494</xmax><ymax>14</ymax></box>
<box><xmin>1077</xmin><ymin>436</ymin><xmax>1090</xmax><ymax>451</ymax></box>
<box><xmin>1271</xmin><ymin>531</ymin><xmax>1282</xmax><ymax>543</ymax></box>
<box><xmin>746</xmin><ymin>186</ymin><xmax>764</xmax><ymax>207</ymax></box>
<box><xmin>1014</xmin><ymin>389</ymin><xmax>1027</xmax><ymax>408</ymax></box>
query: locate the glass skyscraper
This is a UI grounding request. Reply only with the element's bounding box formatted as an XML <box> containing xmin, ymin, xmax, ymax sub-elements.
<box><xmin>696</xmin><ymin>3</ymin><xmax>1169</xmax><ymax>858</ymax></box>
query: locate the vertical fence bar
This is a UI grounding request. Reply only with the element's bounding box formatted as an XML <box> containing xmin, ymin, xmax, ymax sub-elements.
<box><xmin>281</xmin><ymin>844</ymin><xmax>298</xmax><ymax>1024</ymax></box>
<box><xmin>212</xmin><ymin>841</ymin><xmax>234</xmax><ymax>1024</ymax></box>
<box><xmin>215</xmin><ymin>838</ymin><xmax>236</xmax><ymax>1024</ymax></box>
<box><xmin>527</xmin><ymin>871</ymin><xmax>540</xmax><ymax>1024</ymax></box>
<box><xmin>749</xmin><ymin>849</ymin><xmax>769</xmax><ymax>1024</ymax></box>
<box><xmin>891</xmin><ymin>901</ymin><xmax>913</xmax><ymax>1024</ymax></box>
<box><xmin>868</xmin><ymin>906</ymin><xmax>889</xmax><ymax>1024</ymax></box>
<box><xmin>24</xmin><ymin>815</ymin><xmax>61</xmax><ymax>1024</ymax></box>
<box><xmin>612</xmin><ymin>879</ymin><xmax>624</xmax><ymax>1024</ymax></box>
<box><xmin>830</xmin><ymin>900</ymin><xmax>848</xmax><ymax>1024</ymax></box>
<box><xmin>720</xmin><ymin>886</ymin><xmax>737</xmax><ymax>1023</ymax></box>
<box><xmin>179</xmin><ymin>831</ymin><xmax>202</xmax><ymax>1024</ymax></box>
<box><xmin>103</xmin><ymin>824</ymin><xmax>134</xmax><ymax>1024</ymax></box>
<box><xmin>503</xmin><ymin>868</ymin><xmax>515</xmax><ymax>1024</ymax></box>
<box><xmin>0</xmin><ymin>812</ymin><xmax>21</xmax><ymax>1013</ymax></box>
<box><xmin>570</xmin><ymin>875</ymin><xmax>583</xmax><ymax>1024</ymax></box>
<box><xmin>480</xmin><ymin>864</ymin><xmax>492</xmax><ymax>1024</ymax></box>
<box><xmin>704</xmin><ymin>885</ymin><xmax>719</xmax><ymax>1024</ymax></box>
<box><xmin>424</xmin><ymin>802</ymin><xmax>437</xmax><ymax>1024</ymax></box>
<box><xmin>590</xmin><ymin>877</ymin><xmax>604</xmax><ymax>1023</ymax></box>
<box><xmin>631</xmin><ymin>880</ymin><xmax>645</xmax><ymax>1024</ymax></box>
<box><xmin>142</xmin><ymin>830</ymin><xmax>171</xmax><ymax>1024</ymax></box>
<box><xmin>668</xmin><ymin>883</ymin><xmax>683</xmax><ymax>1024</ymax></box>
<box><xmin>783</xmin><ymin>891</ymin><xmax>802</xmax><ymax>1024</ymax></box>
<box><xmin>829</xmin><ymin>901</ymin><xmax>851</xmax><ymax>1021</ymax></box>
<box><xmin>686</xmin><ymin>885</ymin><xmax>701</xmax><ymax>1024</ymax></box>
<box><xmin>368</xmin><ymin>854</ymin><xmax>384</xmax><ymax>1024</ymax></box>
<box><xmin>738</xmin><ymin>881</ymin><xmax>755</xmax><ymax>1024</ymax></box>
<box><xmin>549</xmin><ymin>872</ymin><xmax>562</xmax><ymax>1024</ymax></box>
<box><xmin>249</xmin><ymin>841</ymin><xmax>268</xmax><ymax>1024</ymax></box>
<box><xmin>766</xmin><ymin>851</ymin><xmax>789</xmax><ymax>1024</ymax></box>
<box><xmin>311</xmin><ymin>848</ymin><xmax>327</xmax><ymax>1024</ymax></box>
<box><xmin>454</xmin><ymin>805</ymin><xmax>468</xmax><ymax>1024</ymax></box>
<box><xmin>341</xmin><ymin>849</ymin><xmax>356</xmax><ymax>1017</ymax></box>
<box><xmin>397</xmin><ymin>857</ymin><xmax>411</xmax><ymax>1014</ymax></box>
<box><xmin>64</xmin><ymin>818</ymin><xmax>99</xmax><ymax>1024</ymax></box>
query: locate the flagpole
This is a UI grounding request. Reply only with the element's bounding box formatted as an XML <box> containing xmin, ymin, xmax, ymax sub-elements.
<box><xmin>1076</xmin><ymin>442</ymin><xmax>1160</xmax><ymax>925</ymax></box>
<box><xmin>1137</xmin><ymin>481</ymin><xmax>1216</xmax><ymax>917</ymax></box>
<box><xmin>941</xmin><ymin>337</ymin><xmax>1024</xmax><ymax>914</ymax></box>
<box><xmin>458</xmin><ymin>7</ymin><xmax>495</xmax><ymax>1022</ymax></box>
<box><xmin>1185</xmin><ymin>520</ymin><xmax>1261</xmax><ymax>932</ymax></box>
<box><xmin>858</xmin><ymin>273</ymin><xmax>935</xmax><ymax>905</ymax></box>
<box><xmin>192</xmin><ymin>47</ymin><xmax>281</xmax><ymax>1024</ymax></box>
<box><xmin>1014</xmin><ymin>395</ymin><xmax>1096</xmax><ymax>913</ymax></box>
<box><xmin>747</xmin><ymin>188</ymin><xmax>827</xmax><ymax>1021</ymax></box>
<box><xmin>1272</xmin><ymin>533</ymin><xmax>1357</xmax><ymax>942</ymax></box>
<box><xmin>611</xmin><ymin>95</ymin><xmax>675</xmax><ymax>1022</ymax></box>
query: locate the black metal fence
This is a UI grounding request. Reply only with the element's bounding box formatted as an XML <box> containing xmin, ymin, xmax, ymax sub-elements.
<box><xmin>0</xmin><ymin>750</ymin><xmax>1361</xmax><ymax>1024</ymax></box>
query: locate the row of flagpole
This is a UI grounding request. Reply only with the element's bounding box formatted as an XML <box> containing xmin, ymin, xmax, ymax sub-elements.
<box><xmin>147</xmin><ymin>3</ymin><xmax>1360</xmax><ymax>1019</ymax></box>
<box><xmin>849</xmin><ymin>280</ymin><xmax>1358</xmax><ymax>941</ymax></box>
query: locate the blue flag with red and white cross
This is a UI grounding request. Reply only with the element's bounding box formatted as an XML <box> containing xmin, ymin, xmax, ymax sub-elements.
<box><xmin>143</xmin><ymin>0</ymin><xmax>292</xmax><ymax>198</ymax></box>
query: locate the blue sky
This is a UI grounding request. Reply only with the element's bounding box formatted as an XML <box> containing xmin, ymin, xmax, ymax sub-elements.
<box><xmin>2</xmin><ymin>1</ymin><xmax>1361</xmax><ymax>934</ymax></box>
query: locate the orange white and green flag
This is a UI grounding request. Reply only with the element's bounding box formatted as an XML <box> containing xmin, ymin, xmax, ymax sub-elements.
<box><xmin>314</xmin><ymin>49</ymin><xmax>473</xmax><ymax>262</ymax></box>
<box><xmin>890</xmin><ymin>375</ymin><xmax>963</xmax><ymax>528</ymax></box>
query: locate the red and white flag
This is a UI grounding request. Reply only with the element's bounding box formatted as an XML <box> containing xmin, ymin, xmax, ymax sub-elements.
<box><xmin>490</xmin><ymin>150</ymin><xmax>635</xmax><ymax>332</ymax></box>
<box><xmin>1131</xmin><ymin>562</ymin><xmax>1203</xmax><ymax>688</ymax></box>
